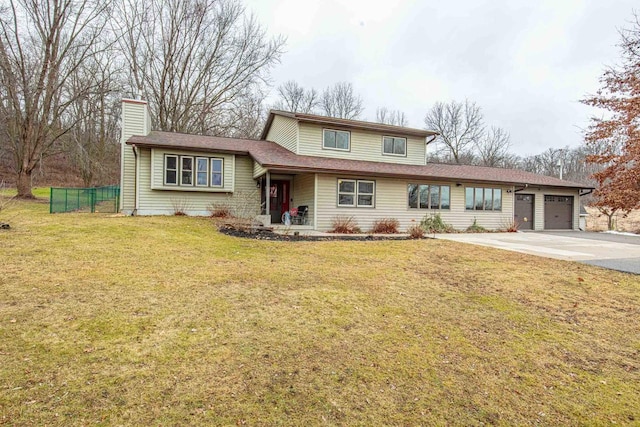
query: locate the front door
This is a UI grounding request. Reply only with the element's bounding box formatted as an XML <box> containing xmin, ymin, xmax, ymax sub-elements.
<box><xmin>514</xmin><ymin>194</ymin><xmax>534</xmax><ymax>230</ymax></box>
<box><xmin>269</xmin><ymin>180</ymin><xmax>290</xmax><ymax>223</ymax></box>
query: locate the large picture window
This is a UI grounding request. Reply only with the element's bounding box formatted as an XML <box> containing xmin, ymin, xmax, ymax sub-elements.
<box><xmin>338</xmin><ymin>179</ymin><xmax>375</xmax><ymax>207</ymax></box>
<box><xmin>323</xmin><ymin>129</ymin><xmax>350</xmax><ymax>151</ymax></box>
<box><xmin>383</xmin><ymin>136</ymin><xmax>406</xmax><ymax>156</ymax></box>
<box><xmin>164</xmin><ymin>154</ymin><xmax>223</xmax><ymax>189</ymax></box>
<box><xmin>408</xmin><ymin>184</ymin><xmax>450</xmax><ymax>209</ymax></box>
<box><xmin>465</xmin><ymin>187</ymin><xmax>502</xmax><ymax>211</ymax></box>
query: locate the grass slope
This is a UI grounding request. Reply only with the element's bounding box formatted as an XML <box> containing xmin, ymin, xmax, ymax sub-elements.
<box><xmin>1</xmin><ymin>193</ymin><xmax>639</xmax><ymax>425</ymax></box>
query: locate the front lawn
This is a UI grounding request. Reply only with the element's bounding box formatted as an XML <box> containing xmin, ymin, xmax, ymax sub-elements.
<box><xmin>1</xmin><ymin>194</ymin><xmax>638</xmax><ymax>425</ymax></box>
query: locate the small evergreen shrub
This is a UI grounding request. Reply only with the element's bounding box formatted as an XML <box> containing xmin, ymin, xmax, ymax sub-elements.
<box><xmin>420</xmin><ymin>213</ymin><xmax>454</xmax><ymax>233</ymax></box>
<box><xmin>370</xmin><ymin>218</ymin><xmax>400</xmax><ymax>234</ymax></box>
<box><xmin>329</xmin><ymin>215</ymin><xmax>361</xmax><ymax>234</ymax></box>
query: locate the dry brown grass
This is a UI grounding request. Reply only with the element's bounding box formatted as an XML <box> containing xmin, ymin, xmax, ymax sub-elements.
<box><xmin>585</xmin><ymin>206</ymin><xmax>640</xmax><ymax>233</ymax></box>
<box><xmin>1</xmin><ymin>194</ymin><xmax>639</xmax><ymax>425</ymax></box>
<box><xmin>370</xmin><ymin>217</ymin><xmax>400</xmax><ymax>234</ymax></box>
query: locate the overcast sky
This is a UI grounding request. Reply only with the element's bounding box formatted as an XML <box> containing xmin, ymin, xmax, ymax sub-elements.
<box><xmin>244</xmin><ymin>0</ymin><xmax>636</xmax><ymax>156</ymax></box>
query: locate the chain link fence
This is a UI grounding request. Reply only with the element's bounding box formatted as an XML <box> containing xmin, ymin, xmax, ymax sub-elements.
<box><xmin>50</xmin><ymin>185</ymin><xmax>120</xmax><ymax>213</ymax></box>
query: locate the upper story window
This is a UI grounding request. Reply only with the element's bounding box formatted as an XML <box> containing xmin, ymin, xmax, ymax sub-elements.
<box><xmin>323</xmin><ymin>129</ymin><xmax>350</xmax><ymax>151</ymax></box>
<box><xmin>408</xmin><ymin>184</ymin><xmax>450</xmax><ymax>209</ymax></box>
<box><xmin>465</xmin><ymin>187</ymin><xmax>502</xmax><ymax>211</ymax></box>
<box><xmin>164</xmin><ymin>154</ymin><xmax>223</xmax><ymax>188</ymax></box>
<box><xmin>383</xmin><ymin>136</ymin><xmax>407</xmax><ymax>156</ymax></box>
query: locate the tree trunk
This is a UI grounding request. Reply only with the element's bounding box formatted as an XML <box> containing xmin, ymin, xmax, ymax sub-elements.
<box><xmin>607</xmin><ymin>214</ymin><xmax>615</xmax><ymax>231</ymax></box>
<box><xmin>16</xmin><ymin>170</ymin><xmax>35</xmax><ymax>199</ymax></box>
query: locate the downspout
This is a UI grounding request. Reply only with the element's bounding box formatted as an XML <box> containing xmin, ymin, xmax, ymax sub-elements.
<box><xmin>514</xmin><ymin>184</ymin><xmax>529</xmax><ymax>193</ymax></box>
<box><xmin>579</xmin><ymin>189</ymin><xmax>593</xmax><ymax>197</ymax></box>
<box><xmin>132</xmin><ymin>144</ymin><xmax>139</xmax><ymax>216</ymax></box>
<box><xmin>424</xmin><ymin>134</ymin><xmax>438</xmax><ymax>164</ymax></box>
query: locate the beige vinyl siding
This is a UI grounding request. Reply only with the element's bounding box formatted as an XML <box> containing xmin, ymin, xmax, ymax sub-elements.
<box><xmin>136</xmin><ymin>149</ymin><xmax>258</xmax><ymax>215</ymax></box>
<box><xmin>150</xmin><ymin>149</ymin><xmax>234</xmax><ymax>191</ymax></box>
<box><xmin>266</xmin><ymin>115</ymin><xmax>298</xmax><ymax>153</ymax></box>
<box><xmin>292</xmin><ymin>173</ymin><xmax>315</xmax><ymax>225</ymax></box>
<box><xmin>253</xmin><ymin>161</ymin><xmax>267</xmax><ymax>178</ymax></box>
<box><xmin>315</xmin><ymin>174</ymin><xmax>514</xmax><ymax>232</ymax></box>
<box><xmin>298</xmin><ymin>123</ymin><xmax>426</xmax><ymax>165</ymax></box>
<box><xmin>120</xmin><ymin>100</ymin><xmax>150</xmax><ymax>213</ymax></box>
<box><xmin>525</xmin><ymin>188</ymin><xmax>581</xmax><ymax>231</ymax></box>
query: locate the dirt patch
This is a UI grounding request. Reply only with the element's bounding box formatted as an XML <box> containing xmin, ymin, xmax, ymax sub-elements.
<box><xmin>218</xmin><ymin>226</ymin><xmax>424</xmax><ymax>241</ymax></box>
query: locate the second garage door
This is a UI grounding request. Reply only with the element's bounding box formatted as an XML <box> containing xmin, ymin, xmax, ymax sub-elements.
<box><xmin>544</xmin><ymin>196</ymin><xmax>573</xmax><ymax>229</ymax></box>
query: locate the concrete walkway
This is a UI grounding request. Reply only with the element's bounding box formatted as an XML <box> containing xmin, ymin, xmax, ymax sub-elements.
<box><xmin>434</xmin><ymin>231</ymin><xmax>640</xmax><ymax>275</ymax></box>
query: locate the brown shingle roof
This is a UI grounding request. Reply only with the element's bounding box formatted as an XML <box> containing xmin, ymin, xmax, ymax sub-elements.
<box><xmin>259</xmin><ymin>110</ymin><xmax>436</xmax><ymax>139</ymax></box>
<box><xmin>127</xmin><ymin>131</ymin><xmax>591</xmax><ymax>189</ymax></box>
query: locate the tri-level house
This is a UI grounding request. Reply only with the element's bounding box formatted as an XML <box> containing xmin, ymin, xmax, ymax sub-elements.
<box><xmin>120</xmin><ymin>99</ymin><xmax>590</xmax><ymax>231</ymax></box>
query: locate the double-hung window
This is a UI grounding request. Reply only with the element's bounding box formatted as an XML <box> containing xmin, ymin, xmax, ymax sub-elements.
<box><xmin>180</xmin><ymin>156</ymin><xmax>194</xmax><ymax>186</ymax></box>
<box><xmin>210</xmin><ymin>158</ymin><xmax>223</xmax><ymax>187</ymax></box>
<box><xmin>465</xmin><ymin>187</ymin><xmax>502</xmax><ymax>211</ymax></box>
<box><xmin>408</xmin><ymin>184</ymin><xmax>450</xmax><ymax>209</ymax></box>
<box><xmin>323</xmin><ymin>129</ymin><xmax>350</xmax><ymax>151</ymax></box>
<box><xmin>163</xmin><ymin>154</ymin><xmax>224</xmax><ymax>188</ymax></box>
<box><xmin>165</xmin><ymin>155</ymin><xmax>178</xmax><ymax>185</ymax></box>
<box><xmin>383</xmin><ymin>136</ymin><xmax>407</xmax><ymax>156</ymax></box>
<box><xmin>338</xmin><ymin>179</ymin><xmax>375</xmax><ymax>207</ymax></box>
<box><xmin>196</xmin><ymin>157</ymin><xmax>209</xmax><ymax>187</ymax></box>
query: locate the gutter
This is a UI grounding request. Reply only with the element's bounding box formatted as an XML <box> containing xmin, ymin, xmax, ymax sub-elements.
<box><xmin>514</xmin><ymin>184</ymin><xmax>529</xmax><ymax>193</ymax></box>
<box><xmin>579</xmin><ymin>189</ymin><xmax>594</xmax><ymax>197</ymax></box>
<box><xmin>132</xmin><ymin>144</ymin><xmax>139</xmax><ymax>216</ymax></box>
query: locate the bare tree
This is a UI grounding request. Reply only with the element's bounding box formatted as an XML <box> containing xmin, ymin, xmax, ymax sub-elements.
<box><xmin>375</xmin><ymin>107</ymin><xmax>408</xmax><ymax>127</ymax></box>
<box><xmin>64</xmin><ymin>51</ymin><xmax>122</xmax><ymax>186</ymax></box>
<box><xmin>424</xmin><ymin>100</ymin><xmax>484</xmax><ymax>164</ymax></box>
<box><xmin>273</xmin><ymin>80</ymin><xmax>319</xmax><ymax>114</ymax></box>
<box><xmin>0</xmin><ymin>0</ymin><xmax>112</xmax><ymax>197</ymax></box>
<box><xmin>320</xmin><ymin>82</ymin><xmax>364</xmax><ymax>119</ymax></box>
<box><xmin>115</xmin><ymin>0</ymin><xmax>284</xmax><ymax>135</ymax></box>
<box><xmin>476</xmin><ymin>126</ymin><xmax>511</xmax><ymax>167</ymax></box>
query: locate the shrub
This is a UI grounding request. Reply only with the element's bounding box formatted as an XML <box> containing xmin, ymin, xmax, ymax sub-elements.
<box><xmin>407</xmin><ymin>224</ymin><xmax>425</xmax><ymax>239</ymax></box>
<box><xmin>208</xmin><ymin>202</ymin><xmax>233</xmax><ymax>218</ymax></box>
<box><xmin>171</xmin><ymin>198</ymin><xmax>191</xmax><ymax>216</ymax></box>
<box><xmin>370</xmin><ymin>218</ymin><xmax>400</xmax><ymax>234</ymax></box>
<box><xmin>420</xmin><ymin>213</ymin><xmax>454</xmax><ymax>233</ymax></box>
<box><xmin>499</xmin><ymin>218</ymin><xmax>519</xmax><ymax>232</ymax></box>
<box><xmin>329</xmin><ymin>215</ymin><xmax>361</xmax><ymax>234</ymax></box>
<box><xmin>466</xmin><ymin>218</ymin><xmax>487</xmax><ymax>233</ymax></box>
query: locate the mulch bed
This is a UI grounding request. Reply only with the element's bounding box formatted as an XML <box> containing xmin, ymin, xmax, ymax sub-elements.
<box><xmin>218</xmin><ymin>226</ymin><xmax>425</xmax><ymax>241</ymax></box>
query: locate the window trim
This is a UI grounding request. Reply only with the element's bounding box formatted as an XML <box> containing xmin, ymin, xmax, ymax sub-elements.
<box><xmin>465</xmin><ymin>186</ymin><xmax>503</xmax><ymax>212</ymax></box>
<box><xmin>407</xmin><ymin>183</ymin><xmax>451</xmax><ymax>210</ymax></box>
<box><xmin>210</xmin><ymin>158</ymin><xmax>224</xmax><ymax>188</ymax></box>
<box><xmin>180</xmin><ymin>156</ymin><xmax>194</xmax><ymax>186</ymax></box>
<box><xmin>323</xmin><ymin>128</ymin><xmax>351</xmax><ymax>152</ymax></box>
<box><xmin>337</xmin><ymin>178</ymin><xmax>376</xmax><ymax>208</ymax></box>
<box><xmin>382</xmin><ymin>136</ymin><xmax>407</xmax><ymax>157</ymax></box>
<box><xmin>164</xmin><ymin>154</ymin><xmax>178</xmax><ymax>186</ymax></box>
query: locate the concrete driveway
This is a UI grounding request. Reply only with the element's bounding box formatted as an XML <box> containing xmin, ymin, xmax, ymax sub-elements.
<box><xmin>434</xmin><ymin>231</ymin><xmax>640</xmax><ymax>275</ymax></box>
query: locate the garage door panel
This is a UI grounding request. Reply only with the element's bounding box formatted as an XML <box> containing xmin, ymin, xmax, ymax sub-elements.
<box><xmin>544</xmin><ymin>195</ymin><xmax>573</xmax><ymax>229</ymax></box>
